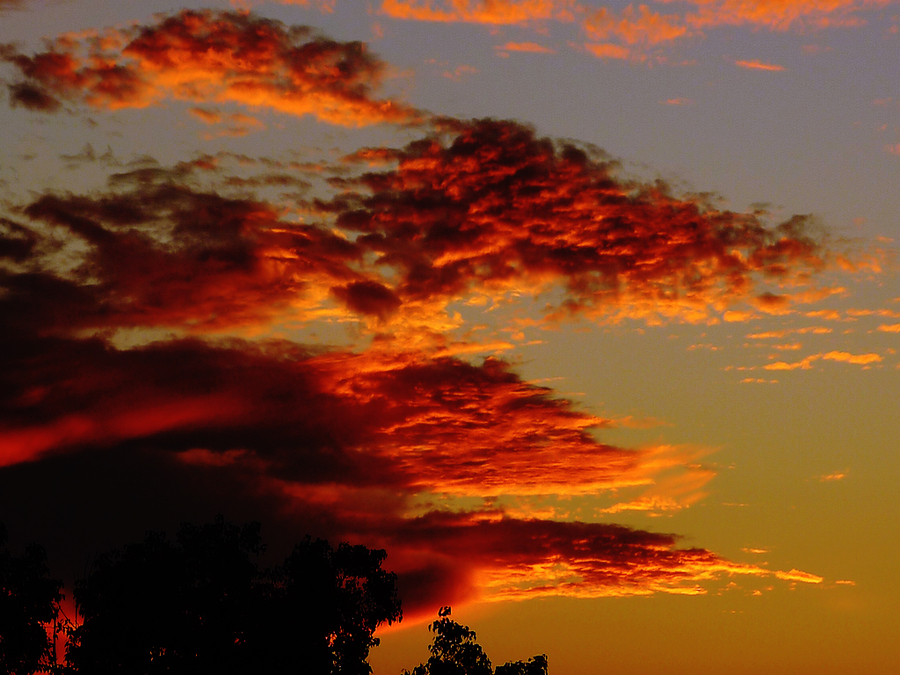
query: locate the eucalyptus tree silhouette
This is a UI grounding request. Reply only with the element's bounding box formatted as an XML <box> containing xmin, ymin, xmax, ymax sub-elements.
<box><xmin>65</xmin><ymin>516</ymin><xmax>401</xmax><ymax>675</ymax></box>
<box><xmin>403</xmin><ymin>607</ymin><xmax>548</xmax><ymax>675</ymax></box>
<box><xmin>0</xmin><ymin>523</ymin><xmax>64</xmax><ymax>675</ymax></box>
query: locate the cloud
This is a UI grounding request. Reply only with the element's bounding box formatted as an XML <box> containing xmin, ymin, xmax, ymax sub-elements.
<box><xmin>0</xmin><ymin>116</ymin><xmax>827</xmax><ymax>347</ymax></box>
<box><xmin>735</xmin><ymin>59</ymin><xmax>787</xmax><ymax>71</ymax></box>
<box><xmin>0</xmin><ymin>312</ymin><xmax>773</xmax><ymax>609</ymax></box>
<box><xmin>278</xmin><ymin>0</ymin><xmax>337</xmax><ymax>11</ymax></box>
<box><xmin>379</xmin><ymin>0</ymin><xmax>579</xmax><ymax>24</ymax></box>
<box><xmin>584</xmin><ymin>42</ymin><xmax>632</xmax><ymax>60</ymax></box>
<box><xmin>376</xmin><ymin>0</ymin><xmax>891</xmax><ymax>61</ymax></box>
<box><xmin>0</xmin><ymin>317</ymin><xmax>665</xmax><ymax>498</ymax></box>
<box><xmin>325</xmin><ymin>118</ymin><xmax>827</xmax><ymax>327</ymax></box>
<box><xmin>821</xmin><ymin>350</ymin><xmax>881</xmax><ymax>365</ymax></box>
<box><xmin>1</xmin><ymin>9</ymin><xmax>422</xmax><ymax>125</ymax></box>
<box><xmin>583</xmin><ymin>4</ymin><xmax>689</xmax><ymax>48</ymax></box>
<box><xmin>2</xmin><ymin>177</ymin><xmax>364</xmax><ymax>335</ymax></box>
<box><xmin>0</xmin><ymin>18</ymin><xmax>842</xmax><ymax>611</ymax></box>
<box><xmin>763</xmin><ymin>350</ymin><xmax>881</xmax><ymax>369</ymax></box>
<box><xmin>679</xmin><ymin>0</ymin><xmax>892</xmax><ymax>31</ymax></box>
<box><xmin>496</xmin><ymin>41</ymin><xmax>557</xmax><ymax>54</ymax></box>
<box><xmin>387</xmin><ymin>511</ymin><xmax>798</xmax><ymax>606</ymax></box>
<box><xmin>774</xmin><ymin>568</ymin><xmax>823</xmax><ymax>584</ymax></box>
<box><xmin>6</xmin><ymin>81</ymin><xmax>63</xmax><ymax>111</ymax></box>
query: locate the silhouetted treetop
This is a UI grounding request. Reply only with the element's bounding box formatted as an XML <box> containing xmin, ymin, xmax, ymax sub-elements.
<box><xmin>0</xmin><ymin>523</ymin><xmax>64</xmax><ymax>675</ymax></box>
<box><xmin>66</xmin><ymin>516</ymin><xmax>401</xmax><ymax>675</ymax></box>
<box><xmin>403</xmin><ymin>607</ymin><xmax>548</xmax><ymax>675</ymax></box>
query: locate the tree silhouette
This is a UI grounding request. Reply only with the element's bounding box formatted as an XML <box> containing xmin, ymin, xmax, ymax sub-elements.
<box><xmin>0</xmin><ymin>523</ymin><xmax>64</xmax><ymax>675</ymax></box>
<box><xmin>403</xmin><ymin>607</ymin><xmax>548</xmax><ymax>675</ymax></box>
<box><xmin>65</xmin><ymin>516</ymin><xmax>401</xmax><ymax>674</ymax></box>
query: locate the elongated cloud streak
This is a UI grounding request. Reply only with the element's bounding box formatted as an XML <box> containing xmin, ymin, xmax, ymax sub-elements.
<box><xmin>380</xmin><ymin>0</ymin><xmax>579</xmax><ymax>24</ymax></box>
<box><xmin>384</xmin><ymin>1</ymin><xmax>896</xmax><ymax>59</ymax></box>
<box><xmin>736</xmin><ymin>59</ymin><xmax>786</xmax><ymax>71</ymax></box>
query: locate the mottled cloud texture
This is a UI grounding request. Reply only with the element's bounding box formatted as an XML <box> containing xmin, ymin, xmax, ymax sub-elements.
<box><xmin>1</xmin><ymin>9</ymin><xmax>421</xmax><ymax>124</ymax></box>
<box><xmin>0</xmin><ymin>9</ymin><xmax>831</xmax><ymax>616</ymax></box>
<box><xmin>379</xmin><ymin>0</ymin><xmax>895</xmax><ymax>60</ymax></box>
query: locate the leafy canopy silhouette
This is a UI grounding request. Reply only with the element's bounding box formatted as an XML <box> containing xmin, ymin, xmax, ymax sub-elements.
<box><xmin>0</xmin><ymin>523</ymin><xmax>64</xmax><ymax>675</ymax></box>
<box><xmin>65</xmin><ymin>516</ymin><xmax>401</xmax><ymax>674</ymax></box>
<box><xmin>403</xmin><ymin>607</ymin><xmax>548</xmax><ymax>675</ymax></box>
<box><xmin>16</xmin><ymin>516</ymin><xmax>401</xmax><ymax>675</ymax></box>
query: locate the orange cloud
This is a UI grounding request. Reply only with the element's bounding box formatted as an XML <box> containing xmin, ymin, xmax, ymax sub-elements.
<box><xmin>584</xmin><ymin>42</ymin><xmax>632</xmax><ymax>59</ymax></box>
<box><xmin>763</xmin><ymin>350</ymin><xmax>881</xmax><ymax>370</ymax></box>
<box><xmin>735</xmin><ymin>59</ymin><xmax>786</xmax><ymax>71</ymax></box>
<box><xmin>12</xmin><ymin>178</ymin><xmax>364</xmax><ymax>335</ymax></box>
<box><xmin>679</xmin><ymin>0</ymin><xmax>892</xmax><ymax>31</ymax></box>
<box><xmin>368</xmin><ymin>0</ymin><xmax>894</xmax><ymax>64</ymax></box>
<box><xmin>0</xmin><ymin>321</ymin><xmax>761</xmax><ymax>607</ymax></box>
<box><xmin>278</xmin><ymin>0</ymin><xmax>336</xmax><ymax>11</ymax></box>
<box><xmin>496</xmin><ymin>41</ymin><xmax>557</xmax><ymax>53</ymax></box>
<box><xmin>381</xmin><ymin>511</ymin><xmax>818</xmax><ymax>607</ymax></box>
<box><xmin>584</xmin><ymin>4</ymin><xmax>689</xmax><ymax>47</ymax></box>
<box><xmin>878</xmin><ymin>323</ymin><xmax>900</xmax><ymax>332</ymax></box>
<box><xmin>326</xmin><ymin>118</ymin><xmax>827</xmax><ymax>326</ymax></box>
<box><xmin>818</xmin><ymin>470</ymin><xmax>848</xmax><ymax>482</ymax></box>
<box><xmin>379</xmin><ymin>0</ymin><xmax>578</xmax><ymax>24</ymax></box>
<box><xmin>764</xmin><ymin>357</ymin><xmax>816</xmax><ymax>370</ymax></box>
<box><xmin>189</xmin><ymin>106</ymin><xmax>222</xmax><ymax>124</ymax></box>
<box><xmin>2</xmin><ymin>10</ymin><xmax>422</xmax><ymax>126</ymax></box>
<box><xmin>821</xmin><ymin>350</ymin><xmax>881</xmax><ymax>365</ymax></box>
<box><xmin>775</xmin><ymin>568</ymin><xmax>823</xmax><ymax>584</ymax></box>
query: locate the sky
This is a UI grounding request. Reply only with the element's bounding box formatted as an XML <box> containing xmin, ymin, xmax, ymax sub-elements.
<box><xmin>0</xmin><ymin>1</ymin><xmax>898</xmax><ymax>673</ymax></box>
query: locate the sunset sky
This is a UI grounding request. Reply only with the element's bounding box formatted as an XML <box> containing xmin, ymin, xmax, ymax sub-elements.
<box><xmin>1</xmin><ymin>1</ymin><xmax>898</xmax><ymax>673</ymax></box>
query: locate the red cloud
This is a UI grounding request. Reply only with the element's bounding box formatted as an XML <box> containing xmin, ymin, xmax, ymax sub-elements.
<box><xmin>2</xmin><ymin>10</ymin><xmax>422</xmax><ymax>125</ymax></box>
<box><xmin>327</xmin><ymin>119</ymin><xmax>826</xmax><ymax>324</ymax></box>
<box><xmin>364</xmin><ymin>509</ymin><xmax>820</xmax><ymax>613</ymax></box>
<box><xmin>0</xmin><ymin>326</ymin><xmax>651</xmax><ymax>497</ymax></box>
<box><xmin>9</xmin><ymin>176</ymin><xmax>364</xmax><ymax>335</ymax></box>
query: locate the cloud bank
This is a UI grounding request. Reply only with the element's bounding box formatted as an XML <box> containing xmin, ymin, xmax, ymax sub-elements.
<box><xmin>0</xmin><ymin>8</ymin><xmax>834</xmax><ymax>617</ymax></box>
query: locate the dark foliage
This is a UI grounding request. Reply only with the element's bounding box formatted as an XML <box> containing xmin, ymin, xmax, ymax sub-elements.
<box><xmin>66</xmin><ymin>516</ymin><xmax>401</xmax><ymax>674</ymax></box>
<box><xmin>0</xmin><ymin>523</ymin><xmax>64</xmax><ymax>675</ymax></box>
<box><xmin>403</xmin><ymin>607</ymin><xmax>547</xmax><ymax>675</ymax></box>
